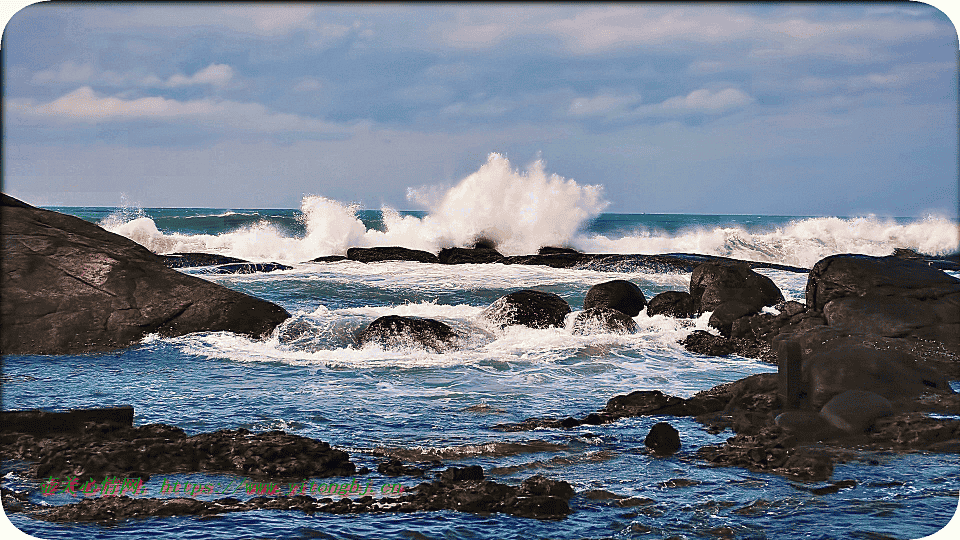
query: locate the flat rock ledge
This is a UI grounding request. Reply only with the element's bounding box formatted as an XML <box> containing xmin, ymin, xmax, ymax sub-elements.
<box><xmin>0</xmin><ymin>419</ymin><xmax>356</xmax><ymax>482</ymax></box>
<box><xmin>18</xmin><ymin>467</ymin><xmax>573</xmax><ymax>523</ymax></box>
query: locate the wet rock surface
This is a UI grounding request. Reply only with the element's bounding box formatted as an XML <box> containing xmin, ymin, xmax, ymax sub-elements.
<box><xmin>29</xmin><ymin>467</ymin><xmax>574</xmax><ymax>523</ymax></box>
<box><xmin>572</xmin><ymin>307</ymin><xmax>638</xmax><ymax>335</ymax></box>
<box><xmin>356</xmin><ymin>315</ymin><xmax>459</xmax><ymax>352</ymax></box>
<box><xmin>647</xmin><ymin>291</ymin><xmax>695</xmax><ymax>318</ymax></box>
<box><xmin>482</xmin><ymin>289</ymin><xmax>571</xmax><ymax>329</ymax></box>
<box><xmin>0</xmin><ymin>421</ymin><xmax>356</xmax><ymax>481</ymax></box>
<box><xmin>346</xmin><ymin>246</ymin><xmax>439</xmax><ymax>264</ymax></box>
<box><xmin>438</xmin><ymin>246</ymin><xmax>504</xmax><ymax>264</ymax></box>
<box><xmin>1</xmin><ymin>195</ymin><xmax>291</xmax><ymax>355</ymax></box>
<box><xmin>582</xmin><ymin>279</ymin><xmax>647</xmax><ymax>317</ymax></box>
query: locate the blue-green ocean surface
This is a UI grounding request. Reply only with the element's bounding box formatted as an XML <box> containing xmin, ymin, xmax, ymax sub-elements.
<box><xmin>2</xmin><ymin>202</ymin><xmax>958</xmax><ymax>540</ymax></box>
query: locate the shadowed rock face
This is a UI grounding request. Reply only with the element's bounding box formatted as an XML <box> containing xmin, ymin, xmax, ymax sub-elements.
<box><xmin>806</xmin><ymin>254</ymin><xmax>960</xmax><ymax>350</ymax></box>
<box><xmin>690</xmin><ymin>263</ymin><xmax>785</xmax><ymax>315</ymax></box>
<box><xmin>647</xmin><ymin>291</ymin><xmax>695</xmax><ymax>318</ymax></box>
<box><xmin>1</xmin><ymin>195</ymin><xmax>291</xmax><ymax>355</ymax></box>
<box><xmin>346</xmin><ymin>247</ymin><xmax>439</xmax><ymax>264</ymax></box>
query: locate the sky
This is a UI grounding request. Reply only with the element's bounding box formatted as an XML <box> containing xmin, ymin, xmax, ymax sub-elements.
<box><xmin>1</xmin><ymin>1</ymin><xmax>958</xmax><ymax>217</ymax></box>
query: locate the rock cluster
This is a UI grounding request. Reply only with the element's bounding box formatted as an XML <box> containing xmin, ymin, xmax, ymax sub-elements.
<box><xmin>28</xmin><ymin>466</ymin><xmax>573</xmax><ymax>524</ymax></box>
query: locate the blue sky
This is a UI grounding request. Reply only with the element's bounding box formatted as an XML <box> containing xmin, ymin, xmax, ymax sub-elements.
<box><xmin>2</xmin><ymin>2</ymin><xmax>958</xmax><ymax>216</ymax></box>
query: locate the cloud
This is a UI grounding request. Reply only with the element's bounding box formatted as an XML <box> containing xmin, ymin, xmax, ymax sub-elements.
<box><xmin>660</xmin><ymin>88</ymin><xmax>753</xmax><ymax>111</ymax></box>
<box><xmin>11</xmin><ymin>86</ymin><xmax>349</xmax><ymax>134</ymax></box>
<box><xmin>164</xmin><ymin>64</ymin><xmax>233</xmax><ymax>87</ymax></box>
<box><xmin>568</xmin><ymin>91</ymin><xmax>643</xmax><ymax>117</ymax></box>
<box><xmin>31</xmin><ymin>62</ymin><xmax>234</xmax><ymax>89</ymax></box>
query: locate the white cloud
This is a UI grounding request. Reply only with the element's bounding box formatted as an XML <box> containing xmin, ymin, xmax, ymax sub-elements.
<box><xmin>31</xmin><ymin>62</ymin><xmax>234</xmax><ymax>89</ymax></box>
<box><xmin>568</xmin><ymin>91</ymin><xmax>643</xmax><ymax>117</ymax></box>
<box><xmin>660</xmin><ymin>88</ymin><xmax>753</xmax><ymax>111</ymax></box>
<box><xmin>164</xmin><ymin>64</ymin><xmax>233</xmax><ymax>87</ymax></box>
<box><xmin>12</xmin><ymin>86</ymin><xmax>348</xmax><ymax>134</ymax></box>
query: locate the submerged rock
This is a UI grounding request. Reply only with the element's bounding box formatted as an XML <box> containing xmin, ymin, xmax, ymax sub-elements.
<box><xmin>356</xmin><ymin>315</ymin><xmax>459</xmax><ymax>352</ymax></box>
<box><xmin>482</xmin><ymin>290</ymin><xmax>571</xmax><ymax>329</ymax></box>
<box><xmin>1</xmin><ymin>195</ymin><xmax>290</xmax><ymax>355</ymax></box>
<box><xmin>583</xmin><ymin>279</ymin><xmax>646</xmax><ymax>317</ymax></box>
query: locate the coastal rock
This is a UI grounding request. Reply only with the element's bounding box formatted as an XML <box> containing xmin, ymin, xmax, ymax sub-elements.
<box><xmin>346</xmin><ymin>246</ymin><xmax>439</xmax><ymax>264</ymax></box>
<box><xmin>204</xmin><ymin>262</ymin><xmax>292</xmax><ymax>274</ymax></box>
<box><xmin>583</xmin><ymin>279</ymin><xmax>646</xmax><ymax>317</ymax></box>
<box><xmin>646</xmin><ymin>291</ymin><xmax>695</xmax><ymax>318</ymax></box>
<box><xmin>644</xmin><ymin>422</ymin><xmax>681</xmax><ymax>455</ymax></box>
<box><xmin>34</xmin><ymin>468</ymin><xmax>574</xmax><ymax>523</ymax></box>
<box><xmin>708</xmin><ymin>301</ymin><xmax>761</xmax><ymax>337</ymax></box>
<box><xmin>310</xmin><ymin>255</ymin><xmax>348</xmax><ymax>263</ymax></box>
<box><xmin>481</xmin><ymin>290</ymin><xmax>571</xmax><ymax>329</ymax></box>
<box><xmin>819</xmin><ymin>390</ymin><xmax>893</xmax><ymax>434</ymax></box>
<box><xmin>538</xmin><ymin>246</ymin><xmax>581</xmax><ymax>255</ymax></box>
<box><xmin>0</xmin><ymin>421</ymin><xmax>356</xmax><ymax>481</ymax></box>
<box><xmin>1</xmin><ymin>195</ymin><xmax>291</xmax><ymax>355</ymax></box>
<box><xmin>356</xmin><ymin>315</ymin><xmax>459</xmax><ymax>352</ymax></box>
<box><xmin>572</xmin><ymin>307</ymin><xmax>637</xmax><ymax>335</ymax></box>
<box><xmin>438</xmin><ymin>246</ymin><xmax>504</xmax><ymax>264</ymax></box>
<box><xmin>690</xmin><ymin>263</ymin><xmax>785</xmax><ymax>315</ymax></box>
<box><xmin>805</xmin><ymin>254</ymin><xmax>960</xmax><ymax>350</ymax></box>
<box><xmin>160</xmin><ymin>252</ymin><xmax>247</xmax><ymax>268</ymax></box>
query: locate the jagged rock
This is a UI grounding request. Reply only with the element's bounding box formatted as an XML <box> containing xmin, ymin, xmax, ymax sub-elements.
<box><xmin>160</xmin><ymin>252</ymin><xmax>247</xmax><ymax>268</ymax></box>
<box><xmin>583</xmin><ymin>279</ymin><xmax>647</xmax><ymax>317</ymax></box>
<box><xmin>1</xmin><ymin>195</ymin><xmax>290</xmax><ymax>355</ymax></box>
<box><xmin>346</xmin><ymin>247</ymin><xmax>439</xmax><ymax>264</ymax></box>
<box><xmin>481</xmin><ymin>290</ymin><xmax>571</xmax><ymax>329</ymax></box>
<box><xmin>647</xmin><ymin>291</ymin><xmax>695</xmax><ymax>318</ymax></box>
<box><xmin>356</xmin><ymin>315</ymin><xmax>458</xmax><ymax>352</ymax></box>
<box><xmin>204</xmin><ymin>262</ymin><xmax>292</xmax><ymax>274</ymax></box>
<box><xmin>572</xmin><ymin>307</ymin><xmax>637</xmax><ymax>334</ymax></box>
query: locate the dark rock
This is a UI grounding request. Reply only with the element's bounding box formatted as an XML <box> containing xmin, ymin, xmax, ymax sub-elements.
<box><xmin>644</xmin><ymin>422</ymin><xmax>681</xmax><ymax>455</ymax></box>
<box><xmin>377</xmin><ymin>458</ymin><xmax>426</xmax><ymax>477</ymax></box>
<box><xmin>583</xmin><ymin>280</ymin><xmax>646</xmax><ymax>317</ymax></box>
<box><xmin>160</xmin><ymin>252</ymin><xmax>248</xmax><ymax>268</ymax></box>
<box><xmin>346</xmin><ymin>247</ymin><xmax>439</xmax><ymax>264</ymax></box>
<box><xmin>683</xmin><ymin>330</ymin><xmax>738</xmax><ymax>356</ymax></box>
<box><xmin>1</xmin><ymin>196</ymin><xmax>291</xmax><ymax>355</ymax></box>
<box><xmin>790</xmin><ymin>327</ymin><xmax>953</xmax><ymax>409</ymax></box>
<box><xmin>647</xmin><ymin>291</ymin><xmax>695</xmax><ymax>318</ymax></box>
<box><xmin>690</xmin><ymin>262</ymin><xmax>785</xmax><ymax>315</ymax></box>
<box><xmin>572</xmin><ymin>307</ymin><xmax>637</xmax><ymax>334</ymax></box>
<box><xmin>1</xmin><ymin>406</ymin><xmax>133</xmax><ymax>435</ymax></box>
<box><xmin>310</xmin><ymin>255</ymin><xmax>348</xmax><ymax>263</ymax></box>
<box><xmin>482</xmin><ymin>290</ymin><xmax>571</xmax><ymax>329</ymax></box>
<box><xmin>501</xmin><ymin>253</ymin><xmax>586</xmax><ymax>268</ymax></box>
<box><xmin>438</xmin><ymin>246</ymin><xmax>504</xmax><ymax>264</ymax></box>
<box><xmin>205</xmin><ymin>262</ymin><xmax>292</xmax><ymax>274</ymax></box>
<box><xmin>819</xmin><ymin>390</ymin><xmax>893</xmax><ymax>433</ymax></box>
<box><xmin>0</xmin><ymin>422</ymin><xmax>356</xmax><ymax>482</ymax></box>
<box><xmin>774</xmin><ymin>410</ymin><xmax>835</xmax><ymax>441</ymax></box>
<box><xmin>709</xmin><ymin>301</ymin><xmax>762</xmax><ymax>337</ymax></box>
<box><xmin>356</xmin><ymin>315</ymin><xmax>458</xmax><ymax>352</ymax></box>
<box><xmin>538</xmin><ymin>246</ymin><xmax>580</xmax><ymax>255</ymax></box>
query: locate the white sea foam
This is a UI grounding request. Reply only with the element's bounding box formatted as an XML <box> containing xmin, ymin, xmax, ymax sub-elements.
<box><xmin>99</xmin><ymin>153</ymin><xmax>957</xmax><ymax>267</ymax></box>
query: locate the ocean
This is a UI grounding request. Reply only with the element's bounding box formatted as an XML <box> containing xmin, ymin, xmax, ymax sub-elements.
<box><xmin>2</xmin><ymin>180</ymin><xmax>959</xmax><ymax>538</ymax></box>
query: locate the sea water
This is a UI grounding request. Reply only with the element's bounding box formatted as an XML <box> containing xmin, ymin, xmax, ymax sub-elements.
<box><xmin>2</xmin><ymin>155</ymin><xmax>958</xmax><ymax>539</ymax></box>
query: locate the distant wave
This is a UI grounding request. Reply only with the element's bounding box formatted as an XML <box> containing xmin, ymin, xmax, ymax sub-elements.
<box><xmin>99</xmin><ymin>153</ymin><xmax>958</xmax><ymax>268</ymax></box>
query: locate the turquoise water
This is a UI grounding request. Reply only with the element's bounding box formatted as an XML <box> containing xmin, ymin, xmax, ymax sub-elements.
<box><xmin>2</xmin><ymin>207</ymin><xmax>958</xmax><ymax>539</ymax></box>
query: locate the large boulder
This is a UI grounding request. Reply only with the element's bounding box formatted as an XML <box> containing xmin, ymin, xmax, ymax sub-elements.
<box><xmin>346</xmin><ymin>247</ymin><xmax>439</xmax><ymax>264</ymax></box>
<box><xmin>1</xmin><ymin>195</ymin><xmax>291</xmax><ymax>355</ymax></box>
<box><xmin>583</xmin><ymin>280</ymin><xmax>646</xmax><ymax>317</ymax></box>
<box><xmin>356</xmin><ymin>315</ymin><xmax>458</xmax><ymax>352</ymax></box>
<box><xmin>789</xmin><ymin>327</ymin><xmax>953</xmax><ymax>409</ymax></box>
<box><xmin>646</xmin><ymin>291</ymin><xmax>695</xmax><ymax>318</ymax></box>
<box><xmin>690</xmin><ymin>263</ymin><xmax>784</xmax><ymax>315</ymax></box>
<box><xmin>805</xmin><ymin>254</ymin><xmax>960</xmax><ymax>350</ymax></box>
<box><xmin>437</xmin><ymin>246</ymin><xmax>504</xmax><ymax>264</ymax></box>
<box><xmin>481</xmin><ymin>290</ymin><xmax>571</xmax><ymax>329</ymax></box>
